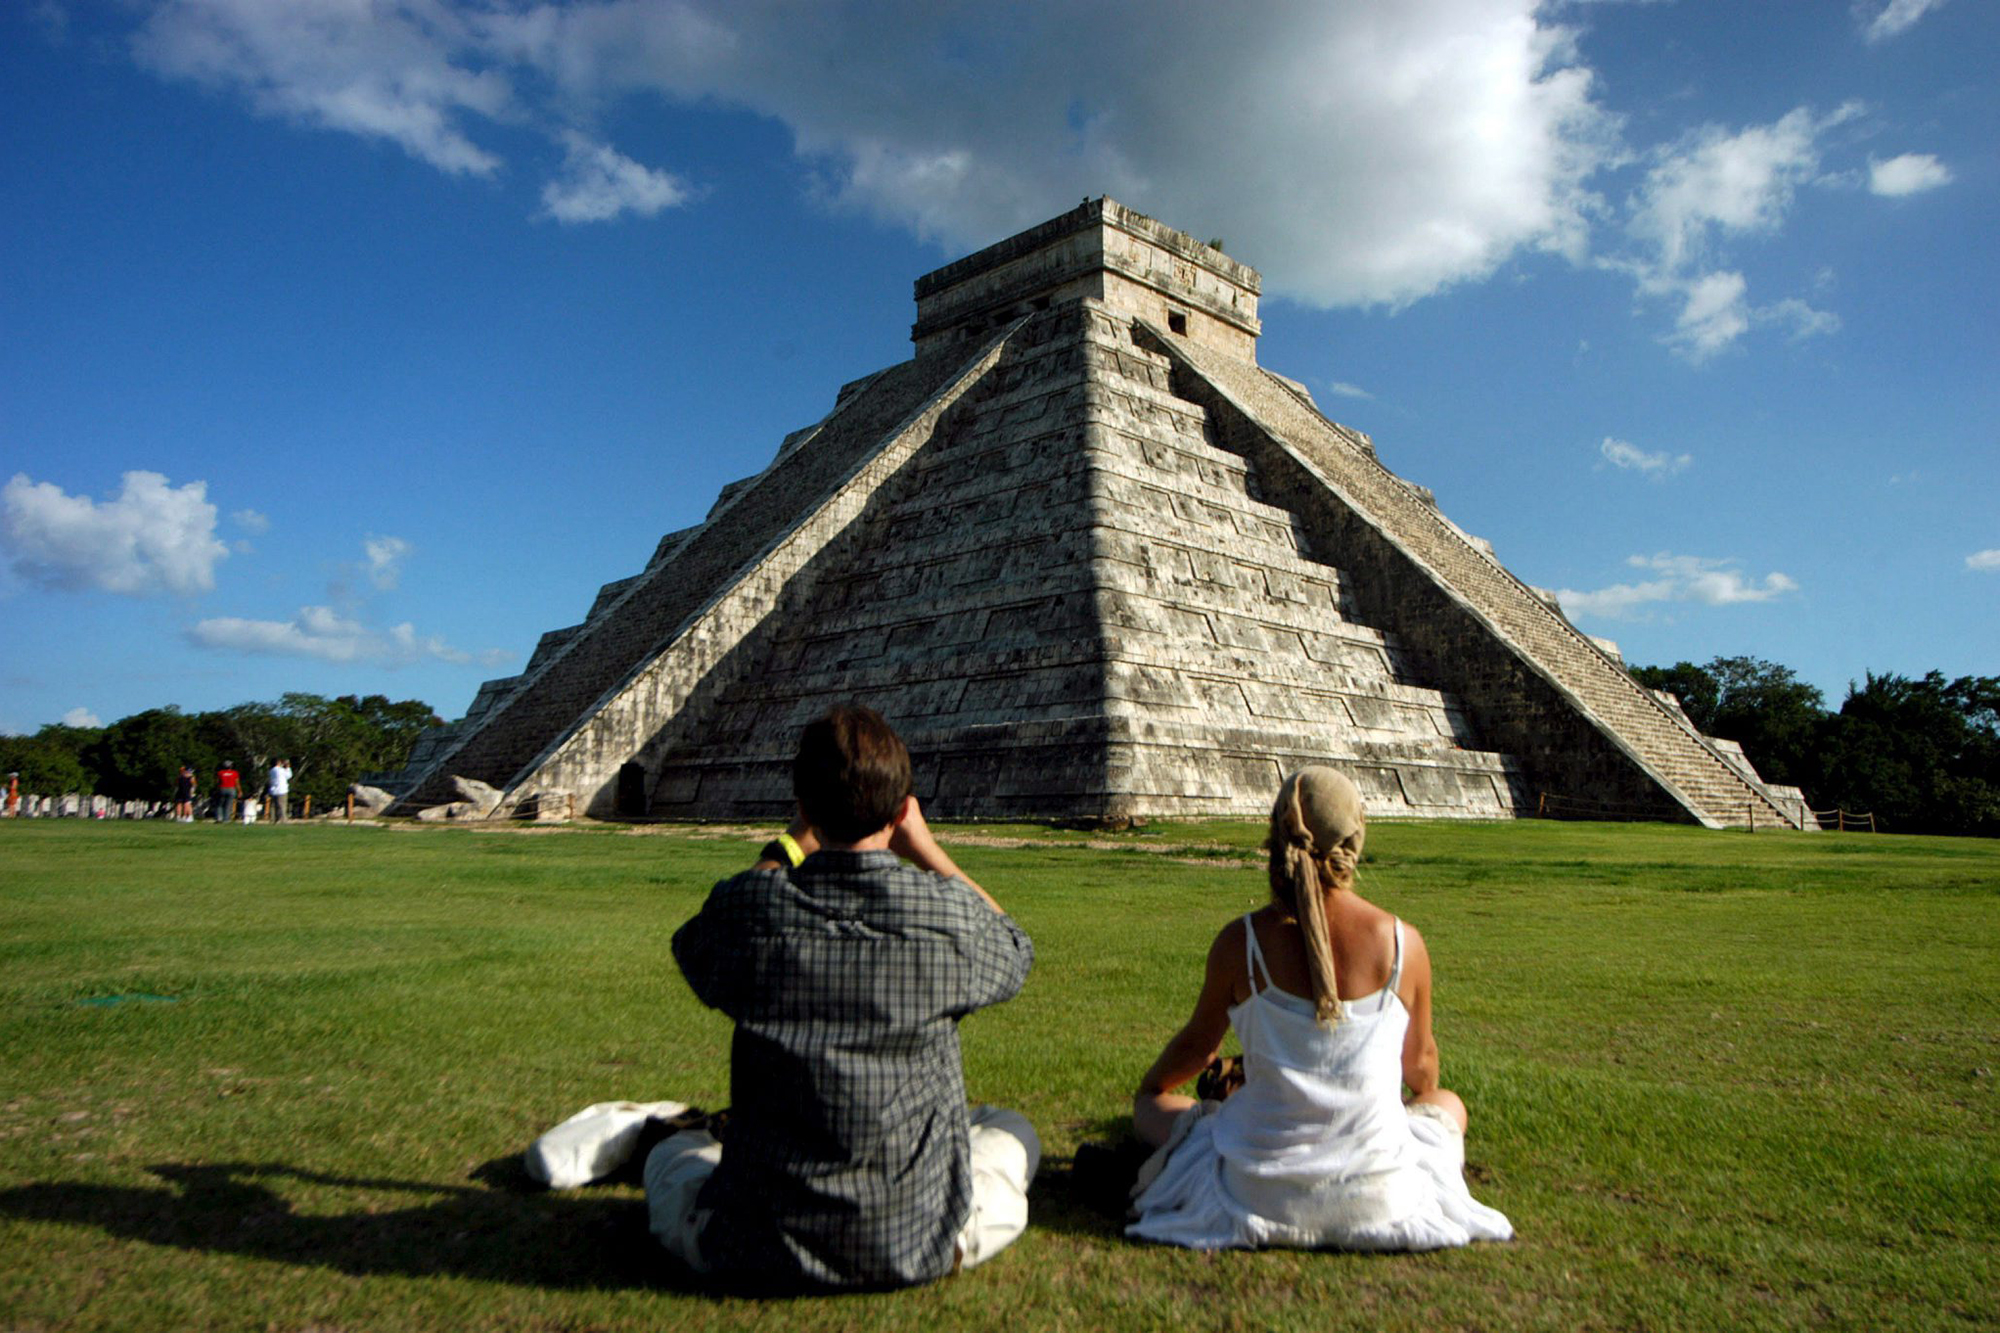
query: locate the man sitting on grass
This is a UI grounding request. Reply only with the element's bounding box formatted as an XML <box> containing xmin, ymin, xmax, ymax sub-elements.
<box><xmin>648</xmin><ymin>705</ymin><xmax>1039</xmax><ymax>1289</ymax></box>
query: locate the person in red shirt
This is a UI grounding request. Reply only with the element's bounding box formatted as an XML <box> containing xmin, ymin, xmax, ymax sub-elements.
<box><xmin>215</xmin><ymin>762</ymin><xmax>241</xmax><ymax>824</ymax></box>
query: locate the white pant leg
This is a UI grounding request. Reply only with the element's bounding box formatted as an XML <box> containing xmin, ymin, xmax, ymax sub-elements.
<box><xmin>955</xmin><ymin>1105</ymin><xmax>1040</xmax><ymax>1270</ymax></box>
<box><xmin>643</xmin><ymin>1128</ymin><xmax>722</xmax><ymax>1272</ymax></box>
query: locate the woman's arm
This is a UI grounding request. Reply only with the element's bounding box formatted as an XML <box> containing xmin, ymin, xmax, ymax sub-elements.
<box><xmin>1398</xmin><ymin>923</ymin><xmax>1441</xmax><ymax>1098</ymax></box>
<box><xmin>1133</xmin><ymin>920</ymin><xmax>1243</xmax><ymax>1146</ymax></box>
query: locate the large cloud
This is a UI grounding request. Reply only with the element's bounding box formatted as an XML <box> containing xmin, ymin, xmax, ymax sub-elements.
<box><xmin>2</xmin><ymin>471</ymin><xmax>229</xmax><ymax>595</ymax></box>
<box><xmin>121</xmin><ymin>0</ymin><xmax>1944</xmax><ymax>344</ymax></box>
<box><xmin>131</xmin><ymin>0</ymin><xmax>1616</xmax><ymax>307</ymax></box>
<box><xmin>689</xmin><ymin>0</ymin><xmax>1618</xmax><ymax>307</ymax></box>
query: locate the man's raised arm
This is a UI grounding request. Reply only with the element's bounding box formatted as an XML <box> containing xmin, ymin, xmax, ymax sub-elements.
<box><xmin>888</xmin><ymin>797</ymin><xmax>1003</xmax><ymax>913</ymax></box>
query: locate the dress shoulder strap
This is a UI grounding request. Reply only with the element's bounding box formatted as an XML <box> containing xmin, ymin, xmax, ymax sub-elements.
<box><xmin>1242</xmin><ymin>913</ymin><xmax>1272</xmax><ymax>994</ymax></box>
<box><xmin>1382</xmin><ymin>919</ymin><xmax>1406</xmax><ymax>1007</ymax></box>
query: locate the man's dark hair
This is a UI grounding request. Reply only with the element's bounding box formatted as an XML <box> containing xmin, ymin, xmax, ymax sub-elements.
<box><xmin>793</xmin><ymin>705</ymin><xmax>913</xmax><ymax>843</ymax></box>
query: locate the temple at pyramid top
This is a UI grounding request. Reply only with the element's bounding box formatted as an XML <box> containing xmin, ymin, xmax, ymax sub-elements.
<box><xmin>912</xmin><ymin>198</ymin><xmax>1261</xmax><ymax>361</ymax></box>
<box><xmin>380</xmin><ymin>198</ymin><xmax>1813</xmax><ymax>830</ymax></box>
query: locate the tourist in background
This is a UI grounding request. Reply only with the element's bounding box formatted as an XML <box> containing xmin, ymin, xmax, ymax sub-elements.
<box><xmin>214</xmin><ymin>760</ymin><xmax>240</xmax><ymax>823</ymax></box>
<box><xmin>267</xmin><ymin>758</ymin><xmax>291</xmax><ymax>822</ymax></box>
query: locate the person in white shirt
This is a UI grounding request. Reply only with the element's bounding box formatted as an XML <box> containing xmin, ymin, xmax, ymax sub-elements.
<box><xmin>267</xmin><ymin>759</ymin><xmax>292</xmax><ymax>822</ymax></box>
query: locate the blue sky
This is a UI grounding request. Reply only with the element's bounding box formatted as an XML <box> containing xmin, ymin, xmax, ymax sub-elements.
<box><xmin>2</xmin><ymin>0</ymin><xmax>1993</xmax><ymax>736</ymax></box>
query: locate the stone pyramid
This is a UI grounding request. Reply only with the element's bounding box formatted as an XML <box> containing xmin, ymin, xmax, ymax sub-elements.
<box><xmin>386</xmin><ymin>199</ymin><xmax>1808</xmax><ymax>829</ymax></box>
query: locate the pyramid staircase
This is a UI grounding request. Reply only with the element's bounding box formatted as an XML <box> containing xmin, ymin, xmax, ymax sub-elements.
<box><xmin>1150</xmin><ymin>327</ymin><xmax>1801</xmax><ymax>828</ymax></box>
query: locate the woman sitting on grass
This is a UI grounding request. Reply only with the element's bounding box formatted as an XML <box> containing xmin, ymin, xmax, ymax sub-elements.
<box><xmin>1128</xmin><ymin>766</ymin><xmax>1512</xmax><ymax>1251</ymax></box>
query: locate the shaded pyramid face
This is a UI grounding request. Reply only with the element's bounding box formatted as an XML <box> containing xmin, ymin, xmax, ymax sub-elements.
<box><xmin>388</xmin><ymin>199</ymin><xmax>1807</xmax><ymax>829</ymax></box>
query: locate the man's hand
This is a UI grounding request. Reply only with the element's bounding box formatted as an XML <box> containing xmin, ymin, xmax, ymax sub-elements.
<box><xmin>890</xmin><ymin>797</ymin><xmax>1003</xmax><ymax>914</ymax></box>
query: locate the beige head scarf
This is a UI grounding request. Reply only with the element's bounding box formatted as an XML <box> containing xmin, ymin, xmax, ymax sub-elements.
<box><xmin>1267</xmin><ymin>766</ymin><xmax>1367</xmax><ymax>1023</ymax></box>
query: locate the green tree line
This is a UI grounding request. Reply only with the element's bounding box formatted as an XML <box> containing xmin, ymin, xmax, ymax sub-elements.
<box><xmin>1</xmin><ymin>694</ymin><xmax>439</xmax><ymax>813</ymax></box>
<box><xmin>1630</xmin><ymin>657</ymin><xmax>2000</xmax><ymax>836</ymax></box>
<box><xmin>8</xmin><ymin>665</ymin><xmax>1995</xmax><ymax>834</ymax></box>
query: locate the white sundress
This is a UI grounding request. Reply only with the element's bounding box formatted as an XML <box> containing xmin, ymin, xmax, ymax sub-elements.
<box><xmin>1127</xmin><ymin>914</ymin><xmax>1513</xmax><ymax>1251</ymax></box>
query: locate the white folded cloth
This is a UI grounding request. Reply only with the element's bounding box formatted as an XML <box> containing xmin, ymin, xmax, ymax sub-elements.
<box><xmin>525</xmin><ymin>1099</ymin><xmax>690</xmax><ymax>1189</ymax></box>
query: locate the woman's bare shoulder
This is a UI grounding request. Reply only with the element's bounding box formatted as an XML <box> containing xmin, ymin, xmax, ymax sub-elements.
<box><xmin>1208</xmin><ymin>912</ymin><xmax>1251</xmax><ymax>959</ymax></box>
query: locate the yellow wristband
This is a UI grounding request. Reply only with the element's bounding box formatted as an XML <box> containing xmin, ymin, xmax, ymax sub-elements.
<box><xmin>774</xmin><ymin>832</ymin><xmax>806</xmax><ymax>867</ymax></box>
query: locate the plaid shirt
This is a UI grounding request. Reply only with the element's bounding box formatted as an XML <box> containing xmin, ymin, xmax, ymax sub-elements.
<box><xmin>672</xmin><ymin>849</ymin><xmax>1033</xmax><ymax>1288</ymax></box>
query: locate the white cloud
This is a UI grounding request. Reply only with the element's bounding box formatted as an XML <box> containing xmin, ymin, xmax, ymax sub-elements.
<box><xmin>1599</xmin><ymin>436</ymin><xmax>1690</xmax><ymax>477</ymax></box>
<box><xmin>2</xmin><ymin>470</ymin><xmax>228</xmax><ymax>595</ymax></box>
<box><xmin>1966</xmin><ymin>549</ymin><xmax>2000</xmax><ymax>572</ymax></box>
<box><xmin>1665</xmin><ymin>270</ymin><xmax>1749</xmax><ymax>360</ymax></box>
<box><xmin>719</xmin><ymin>2</ymin><xmax>1620</xmax><ymax>307</ymax></box>
<box><xmin>1326</xmin><ymin>381</ymin><xmax>1374</xmax><ymax>400</ymax></box>
<box><xmin>1556</xmin><ymin>552</ymin><xmax>1798</xmax><ymax>620</ymax></box>
<box><xmin>61</xmin><ymin>707</ymin><xmax>103</xmax><ymax>729</ymax></box>
<box><xmin>187</xmin><ymin>604</ymin><xmax>507</xmax><ymax>666</ymax></box>
<box><xmin>1628</xmin><ymin>109</ymin><xmax>1828</xmax><ymax>274</ymax></box>
<box><xmin>1759</xmin><ymin>297</ymin><xmax>1842</xmax><ymax>342</ymax></box>
<box><xmin>1868</xmin><ymin>153</ymin><xmax>1952</xmax><ymax>196</ymax></box>
<box><xmin>128</xmin><ymin>0</ymin><xmax>1621</xmax><ymax>306</ymax></box>
<box><xmin>1618</xmin><ymin>105</ymin><xmax>1857</xmax><ymax>358</ymax></box>
<box><xmin>541</xmin><ymin>131</ymin><xmax>692</xmax><ymax>223</ymax></box>
<box><xmin>110</xmin><ymin>0</ymin><xmax>1904</xmax><ymax>348</ymax></box>
<box><xmin>363</xmin><ymin>534</ymin><xmax>411</xmax><ymax>590</ymax></box>
<box><xmin>231</xmin><ymin>507</ymin><xmax>270</xmax><ymax>534</ymax></box>
<box><xmin>188</xmin><ymin>530</ymin><xmax>509</xmax><ymax>669</ymax></box>
<box><xmin>1860</xmin><ymin>0</ymin><xmax>1950</xmax><ymax>43</ymax></box>
<box><xmin>132</xmin><ymin>0</ymin><xmax>509</xmax><ymax>176</ymax></box>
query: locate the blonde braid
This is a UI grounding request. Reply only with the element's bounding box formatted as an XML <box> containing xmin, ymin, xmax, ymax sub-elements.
<box><xmin>1271</xmin><ymin>777</ymin><xmax>1344</xmax><ymax>1024</ymax></box>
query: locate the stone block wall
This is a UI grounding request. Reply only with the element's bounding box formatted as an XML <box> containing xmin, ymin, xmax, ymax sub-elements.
<box><xmin>645</xmin><ymin>304</ymin><xmax>1115</xmax><ymax>817</ymax></box>
<box><xmin>1072</xmin><ymin>307</ymin><xmax>1519</xmax><ymax>818</ymax></box>
<box><xmin>643</xmin><ymin>300</ymin><xmax>1521</xmax><ymax>821</ymax></box>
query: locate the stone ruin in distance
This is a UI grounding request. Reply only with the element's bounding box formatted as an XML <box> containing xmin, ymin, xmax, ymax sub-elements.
<box><xmin>382</xmin><ymin>199</ymin><xmax>1810</xmax><ymax>829</ymax></box>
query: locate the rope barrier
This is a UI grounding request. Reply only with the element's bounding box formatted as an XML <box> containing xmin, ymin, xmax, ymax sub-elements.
<box><xmin>1807</xmin><ymin>807</ymin><xmax>1878</xmax><ymax>833</ymax></box>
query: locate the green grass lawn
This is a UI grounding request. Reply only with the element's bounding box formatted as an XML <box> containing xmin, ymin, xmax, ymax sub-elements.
<box><xmin>0</xmin><ymin>817</ymin><xmax>1994</xmax><ymax>1332</ymax></box>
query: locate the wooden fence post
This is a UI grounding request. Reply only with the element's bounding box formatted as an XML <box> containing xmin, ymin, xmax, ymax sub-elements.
<box><xmin>303</xmin><ymin>795</ymin><xmax>312</xmax><ymax>819</ymax></box>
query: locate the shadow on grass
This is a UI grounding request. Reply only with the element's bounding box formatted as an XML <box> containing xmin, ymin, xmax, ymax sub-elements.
<box><xmin>1027</xmin><ymin>1113</ymin><xmax>1151</xmax><ymax>1240</ymax></box>
<box><xmin>0</xmin><ymin>1124</ymin><xmax>1155</xmax><ymax>1291</ymax></box>
<box><xmin>0</xmin><ymin>1160</ymin><xmax>700</xmax><ymax>1292</ymax></box>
